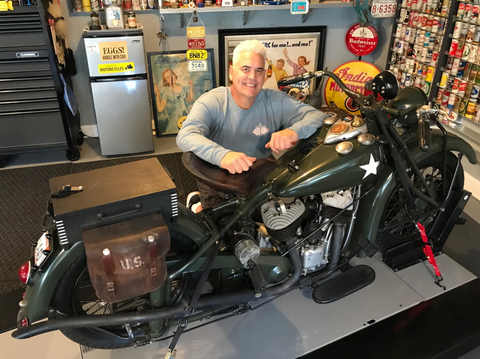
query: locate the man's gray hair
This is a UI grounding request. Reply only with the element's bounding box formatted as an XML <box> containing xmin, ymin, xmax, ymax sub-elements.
<box><xmin>232</xmin><ymin>40</ymin><xmax>267</xmax><ymax>67</ymax></box>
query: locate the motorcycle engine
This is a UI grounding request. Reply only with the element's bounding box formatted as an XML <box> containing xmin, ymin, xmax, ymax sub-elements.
<box><xmin>260</xmin><ymin>189</ymin><xmax>354</xmax><ymax>276</ymax></box>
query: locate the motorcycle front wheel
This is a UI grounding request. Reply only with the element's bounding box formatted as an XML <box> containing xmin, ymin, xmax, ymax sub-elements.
<box><xmin>50</xmin><ymin>230</ymin><xmax>197</xmax><ymax>349</ymax></box>
<box><xmin>375</xmin><ymin>152</ymin><xmax>464</xmax><ymax>252</ymax></box>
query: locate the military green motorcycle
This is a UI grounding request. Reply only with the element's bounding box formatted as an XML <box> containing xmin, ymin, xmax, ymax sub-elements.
<box><xmin>12</xmin><ymin>70</ymin><xmax>477</xmax><ymax>353</ymax></box>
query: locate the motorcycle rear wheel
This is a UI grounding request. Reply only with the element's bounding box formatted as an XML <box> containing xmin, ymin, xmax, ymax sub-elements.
<box><xmin>375</xmin><ymin>152</ymin><xmax>464</xmax><ymax>252</ymax></box>
<box><xmin>50</xmin><ymin>230</ymin><xmax>197</xmax><ymax>349</ymax></box>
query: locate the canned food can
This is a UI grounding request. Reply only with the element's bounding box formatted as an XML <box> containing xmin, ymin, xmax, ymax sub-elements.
<box><xmin>420</xmin><ymin>47</ymin><xmax>427</xmax><ymax>62</ymax></box>
<box><xmin>418</xmin><ymin>30</ymin><xmax>425</xmax><ymax>45</ymax></box>
<box><xmin>407</xmin><ymin>43</ymin><xmax>414</xmax><ymax>56</ymax></box>
<box><xmin>452</xmin><ymin>78</ymin><xmax>461</xmax><ymax>94</ymax></box>
<box><xmin>472</xmin><ymin>85</ymin><xmax>480</xmax><ymax>99</ymax></box>
<box><xmin>405</xmin><ymin>10</ymin><xmax>411</xmax><ymax>24</ymax></box>
<box><xmin>455</xmin><ymin>38</ymin><xmax>466</xmax><ymax>58</ymax></box>
<box><xmin>470</xmin><ymin>4</ymin><xmax>480</xmax><ymax>24</ymax></box>
<box><xmin>453</xmin><ymin>96</ymin><xmax>461</xmax><ymax>112</ymax></box>
<box><xmin>140</xmin><ymin>0</ymin><xmax>147</xmax><ymax>10</ymax></box>
<box><xmin>475</xmin><ymin>105</ymin><xmax>480</xmax><ymax>122</ymax></box>
<box><xmin>465</xmin><ymin>82</ymin><xmax>474</xmax><ymax>98</ymax></box>
<box><xmin>424</xmin><ymin>32</ymin><xmax>431</xmax><ymax>47</ymax></box>
<box><xmin>459</xmin><ymin>98</ymin><xmax>469</xmax><ymax>115</ymax></box>
<box><xmin>469</xmin><ymin>45</ymin><xmax>479</xmax><ymax>62</ymax></box>
<box><xmin>446</xmin><ymin>76</ymin><xmax>455</xmax><ymax>91</ymax></box>
<box><xmin>458</xmin><ymin>2</ymin><xmax>466</xmax><ymax>19</ymax></box>
<box><xmin>414</xmin><ymin>75</ymin><xmax>422</xmax><ymax>87</ymax></box>
<box><xmin>440</xmin><ymin>72</ymin><xmax>449</xmax><ymax>87</ymax></box>
<box><xmin>425</xmin><ymin>66</ymin><xmax>434</xmax><ymax>81</ymax></box>
<box><xmin>401</xmin><ymin>72</ymin><xmax>407</xmax><ymax>85</ymax></box>
<box><xmin>400</xmin><ymin>24</ymin><xmax>407</xmax><ymax>39</ymax></box>
<box><xmin>458</xmin><ymin>80</ymin><xmax>468</xmax><ymax>97</ymax></box>
<box><xmin>393</xmin><ymin>67</ymin><xmax>399</xmax><ymax>76</ymax></box>
<box><xmin>464</xmin><ymin>62</ymin><xmax>472</xmax><ymax>80</ymax></box>
<box><xmin>431</xmin><ymin>51</ymin><xmax>439</xmax><ymax>66</ymax></box>
<box><xmin>414</xmin><ymin>60</ymin><xmax>420</xmax><ymax>72</ymax></box>
<box><xmin>451</xmin><ymin>58</ymin><xmax>461</xmax><ymax>76</ymax></box>
<box><xmin>449</xmin><ymin>39</ymin><xmax>459</xmax><ymax>56</ymax></box>
<box><xmin>458</xmin><ymin>60</ymin><xmax>467</xmax><ymax>78</ymax></box>
<box><xmin>465</xmin><ymin>3</ymin><xmax>473</xmax><ymax>23</ymax></box>
<box><xmin>429</xmin><ymin>33</ymin><xmax>436</xmax><ymax>49</ymax></box>
<box><xmin>423</xmin><ymin>81</ymin><xmax>431</xmax><ymax>95</ymax></box>
<box><xmin>127</xmin><ymin>11</ymin><xmax>137</xmax><ymax>29</ymax></box>
<box><xmin>400</xmin><ymin>9</ymin><xmax>407</xmax><ymax>22</ymax></box>
<box><xmin>406</xmin><ymin>0</ymin><xmax>411</xmax><ymax>7</ymax></box>
<box><xmin>462</xmin><ymin>42</ymin><xmax>472</xmax><ymax>60</ymax></box>
<box><xmin>453</xmin><ymin>21</ymin><xmax>464</xmax><ymax>39</ymax></box>
<box><xmin>397</xmin><ymin>40</ymin><xmax>405</xmax><ymax>54</ymax></box>
<box><xmin>437</xmin><ymin>88</ymin><xmax>445</xmax><ymax>103</ymax></box>
<box><xmin>426</xmin><ymin>15</ymin><xmax>433</xmax><ymax>30</ymax></box>
<box><xmin>442</xmin><ymin>91</ymin><xmax>451</xmax><ymax>106</ymax></box>
<box><xmin>432</xmin><ymin>16</ymin><xmax>439</xmax><ymax>33</ymax></box>
<box><xmin>469</xmin><ymin>64</ymin><xmax>478</xmax><ymax>82</ymax></box>
<box><xmin>400</xmin><ymin>56</ymin><xmax>406</xmax><ymax>65</ymax></box>
<box><xmin>466</xmin><ymin>101</ymin><xmax>476</xmax><ymax>118</ymax></box>
<box><xmin>448</xmin><ymin>93</ymin><xmax>457</xmax><ymax>108</ymax></box>
<box><xmin>405</xmin><ymin>74</ymin><xmax>412</xmax><ymax>86</ymax></box>
<box><xmin>467</xmin><ymin>25</ymin><xmax>476</xmax><ymax>42</ymax></box>
<box><xmin>405</xmin><ymin>27</ymin><xmax>412</xmax><ymax>43</ymax></box>
<box><xmin>438</xmin><ymin>18</ymin><xmax>446</xmax><ymax>34</ymax></box>
<box><xmin>473</xmin><ymin>27</ymin><xmax>480</xmax><ymax>43</ymax></box>
<box><xmin>421</xmin><ymin>14</ymin><xmax>428</xmax><ymax>29</ymax></box>
<box><xmin>475</xmin><ymin>70</ymin><xmax>480</xmax><ymax>84</ymax></box>
<box><xmin>445</xmin><ymin>56</ymin><xmax>454</xmax><ymax>71</ymax></box>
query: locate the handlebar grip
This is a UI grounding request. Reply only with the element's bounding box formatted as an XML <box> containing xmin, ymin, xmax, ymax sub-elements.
<box><xmin>418</xmin><ymin>117</ymin><xmax>431</xmax><ymax>152</ymax></box>
<box><xmin>277</xmin><ymin>74</ymin><xmax>309</xmax><ymax>86</ymax></box>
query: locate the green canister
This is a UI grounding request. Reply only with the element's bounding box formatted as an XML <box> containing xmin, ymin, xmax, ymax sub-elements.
<box><xmin>459</xmin><ymin>98</ymin><xmax>469</xmax><ymax>116</ymax></box>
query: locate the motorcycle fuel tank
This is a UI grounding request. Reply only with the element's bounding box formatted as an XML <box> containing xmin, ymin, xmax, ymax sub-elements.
<box><xmin>270</xmin><ymin>133</ymin><xmax>381</xmax><ymax>197</ymax></box>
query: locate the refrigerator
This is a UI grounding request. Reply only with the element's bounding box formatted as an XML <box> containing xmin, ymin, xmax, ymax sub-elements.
<box><xmin>83</xmin><ymin>29</ymin><xmax>154</xmax><ymax>156</ymax></box>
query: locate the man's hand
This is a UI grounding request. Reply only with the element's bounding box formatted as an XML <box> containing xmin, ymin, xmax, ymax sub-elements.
<box><xmin>265</xmin><ymin>129</ymin><xmax>298</xmax><ymax>154</ymax></box>
<box><xmin>220</xmin><ymin>152</ymin><xmax>256</xmax><ymax>174</ymax></box>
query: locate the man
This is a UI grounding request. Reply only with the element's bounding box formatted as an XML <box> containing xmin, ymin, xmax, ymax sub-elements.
<box><xmin>177</xmin><ymin>40</ymin><xmax>327</xmax><ymax>212</ymax></box>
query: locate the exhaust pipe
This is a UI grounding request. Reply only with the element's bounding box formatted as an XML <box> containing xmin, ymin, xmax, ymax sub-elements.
<box><xmin>13</xmin><ymin>245</ymin><xmax>302</xmax><ymax>340</ymax></box>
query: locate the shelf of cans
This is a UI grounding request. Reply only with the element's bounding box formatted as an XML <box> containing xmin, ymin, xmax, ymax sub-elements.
<box><xmin>72</xmin><ymin>0</ymin><xmax>158</xmax><ymax>12</ymax></box>
<box><xmin>435</xmin><ymin>0</ymin><xmax>480</xmax><ymax>123</ymax></box>
<box><xmin>388</xmin><ymin>0</ymin><xmax>452</xmax><ymax>97</ymax></box>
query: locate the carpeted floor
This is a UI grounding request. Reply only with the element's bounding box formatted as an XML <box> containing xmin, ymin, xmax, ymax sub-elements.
<box><xmin>0</xmin><ymin>153</ymin><xmax>197</xmax><ymax>296</ymax></box>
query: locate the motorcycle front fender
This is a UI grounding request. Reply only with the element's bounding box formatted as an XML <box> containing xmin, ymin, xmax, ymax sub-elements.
<box><xmin>22</xmin><ymin>204</ymin><xmax>210</xmax><ymax>324</ymax></box>
<box><xmin>408</xmin><ymin>130</ymin><xmax>477</xmax><ymax>165</ymax></box>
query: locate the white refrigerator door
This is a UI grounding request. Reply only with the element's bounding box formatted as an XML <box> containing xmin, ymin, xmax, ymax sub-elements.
<box><xmin>91</xmin><ymin>79</ymin><xmax>154</xmax><ymax>156</ymax></box>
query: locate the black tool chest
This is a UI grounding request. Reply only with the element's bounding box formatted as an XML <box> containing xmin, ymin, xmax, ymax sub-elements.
<box><xmin>0</xmin><ymin>3</ymin><xmax>81</xmax><ymax>167</ymax></box>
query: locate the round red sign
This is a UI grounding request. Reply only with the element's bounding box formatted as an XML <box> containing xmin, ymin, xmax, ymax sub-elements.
<box><xmin>345</xmin><ymin>23</ymin><xmax>378</xmax><ymax>56</ymax></box>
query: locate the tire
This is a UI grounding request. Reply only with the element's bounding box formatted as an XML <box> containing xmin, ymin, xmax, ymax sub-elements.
<box><xmin>51</xmin><ymin>230</ymin><xmax>198</xmax><ymax>349</ymax></box>
<box><xmin>375</xmin><ymin>152</ymin><xmax>464</xmax><ymax>252</ymax></box>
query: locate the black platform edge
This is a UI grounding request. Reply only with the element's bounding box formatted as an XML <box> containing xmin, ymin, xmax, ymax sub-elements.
<box><xmin>298</xmin><ymin>278</ymin><xmax>480</xmax><ymax>359</ymax></box>
<box><xmin>312</xmin><ymin>265</ymin><xmax>376</xmax><ymax>304</ymax></box>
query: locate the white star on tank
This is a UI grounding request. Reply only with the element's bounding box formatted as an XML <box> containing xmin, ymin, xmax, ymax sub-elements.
<box><xmin>360</xmin><ymin>154</ymin><xmax>379</xmax><ymax>179</ymax></box>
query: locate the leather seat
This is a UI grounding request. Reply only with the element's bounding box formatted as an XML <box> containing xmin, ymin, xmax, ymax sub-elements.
<box><xmin>181</xmin><ymin>152</ymin><xmax>277</xmax><ymax>196</ymax></box>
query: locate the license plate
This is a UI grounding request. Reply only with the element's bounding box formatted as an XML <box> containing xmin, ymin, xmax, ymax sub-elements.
<box><xmin>371</xmin><ymin>0</ymin><xmax>396</xmax><ymax>18</ymax></box>
<box><xmin>34</xmin><ymin>232</ymin><xmax>51</xmax><ymax>268</ymax></box>
<box><xmin>188</xmin><ymin>60</ymin><xmax>208</xmax><ymax>72</ymax></box>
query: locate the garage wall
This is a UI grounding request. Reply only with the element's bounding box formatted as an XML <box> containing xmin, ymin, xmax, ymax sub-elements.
<box><xmin>59</xmin><ymin>1</ymin><xmax>394</xmax><ymax>135</ymax></box>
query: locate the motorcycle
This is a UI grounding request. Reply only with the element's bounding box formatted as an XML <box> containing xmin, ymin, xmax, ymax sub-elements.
<box><xmin>12</xmin><ymin>70</ymin><xmax>477</xmax><ymax>354</ymax></box>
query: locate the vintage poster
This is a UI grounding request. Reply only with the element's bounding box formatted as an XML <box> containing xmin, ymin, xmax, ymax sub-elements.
<box><xmin>148</xmin><ymin>50</ymin><xmax>216</xmax><ymax>137</ymax></box>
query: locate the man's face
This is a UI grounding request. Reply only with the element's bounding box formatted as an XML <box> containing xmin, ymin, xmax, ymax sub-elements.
<box><xmin>276</xmin><ymin>61</ymin><xmax>284</xmax><ymax>70</ymax></box>
<box><xmin>229</xmin><ymin>51</ymin><xmax>266</xmax><ymax>101</ymax></box>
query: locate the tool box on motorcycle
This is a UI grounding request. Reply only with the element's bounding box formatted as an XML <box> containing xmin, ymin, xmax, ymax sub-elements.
<box><xmin>49</xmin><ymin>158</ymin><xmax>178</xmax><ymax>250</ymax></box>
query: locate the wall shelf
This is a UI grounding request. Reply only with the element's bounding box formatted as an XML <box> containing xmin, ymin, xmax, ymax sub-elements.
<box><xmin>68</xmin><ymin>1</ymin><xmax>352</xmax><ymax>16</ymax></box>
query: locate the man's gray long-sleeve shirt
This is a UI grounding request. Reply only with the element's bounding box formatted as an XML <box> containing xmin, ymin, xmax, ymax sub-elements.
<box><xmin>176</xmin><ymin>87</ymin><xmax>327</xmax><ymax>166</ymax></box>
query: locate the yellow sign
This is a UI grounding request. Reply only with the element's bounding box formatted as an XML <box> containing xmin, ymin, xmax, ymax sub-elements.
<box><xmin>0</xmin><ymin>1</ymin><xmax>9</xmax><ymax>11</ymax></box>
<box><xmin>98</xmin><ymin>62</ymin><xmax>135</xmax><ymax>74</ymax></box>
<box><xmin>186</xmin><ymin>50</ymin><xmax>207</xmax><ymax>60</ymax></box>
<box><xmin>187</xmin><ymin>26</ymin><xmax>205</xmax><ymax>39</ymax></box>
<box><xmin>99</xmin><ymin>41</ymin><xmax>128</xmax><ymax>61</ymax></box>
<box><xmin>324</xmin><ymin>61</ymin><xmax>380</xmax><ymax>115</ymax></box>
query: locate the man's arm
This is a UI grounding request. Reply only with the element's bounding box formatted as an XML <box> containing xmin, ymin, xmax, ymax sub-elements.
<box><xmin>176</xmin><ymin>95</ymin><xmax>256</xmax><ymax>173</ymax></box>
<box><xmin>281</xmin><ymin>93</ymin><xmax>328</xmax><ymax>139</ymax></box>
<box><xmin>176</xmin><ymin>99</ymin><xmax>231</xmax><ymax>166</ymax></box>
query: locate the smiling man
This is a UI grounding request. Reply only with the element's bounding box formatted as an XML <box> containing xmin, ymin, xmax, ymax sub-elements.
<box><xmin>177</xmin><ymin>39</ymin><xmax>327</xmax><ymax>211</ymax></box>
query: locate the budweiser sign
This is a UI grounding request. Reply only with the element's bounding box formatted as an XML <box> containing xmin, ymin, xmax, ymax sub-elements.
<box><xmin>324</xmin><ymin>61</ymin><xmax>380</xmax><ymax>115</ymax></box>
<box><xmin>345</xmin><ymin>23</ymin><xmax>378</xmax><ymax>57</ymax></box>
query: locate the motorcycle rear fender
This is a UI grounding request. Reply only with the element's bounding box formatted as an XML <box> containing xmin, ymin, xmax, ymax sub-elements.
<box><xmin>23</xmin><ymin>203</ymin><xmax>209</xmax><ymax>323</ymax></box>
<box><xmin>350</xmin><ymin>131</ymin><xmax>476</xmax><ymax>255</ymax></box>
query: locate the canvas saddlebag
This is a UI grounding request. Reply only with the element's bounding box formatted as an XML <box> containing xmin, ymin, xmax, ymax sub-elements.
<box><xmin>82</xmin><ymin>213</ymin><xmax>171</xmax><ymax>303</ymax></box>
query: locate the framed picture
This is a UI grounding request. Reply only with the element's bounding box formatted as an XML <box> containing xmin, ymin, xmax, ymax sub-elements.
<box><xmin>218</xmin><ymin>27</ymin><xmax>326</xmax><ymax>93</ymax></box>
<box><xmin>147</xmin><ymin>49</ymin><xmax>216</xmax><ymax>137</ymax></box>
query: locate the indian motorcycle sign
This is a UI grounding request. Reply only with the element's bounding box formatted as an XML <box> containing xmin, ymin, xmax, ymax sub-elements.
<box><xmin>324</xmin><ymin>61</ymin><xmax>380</xmax><ymax>115</ymax></box>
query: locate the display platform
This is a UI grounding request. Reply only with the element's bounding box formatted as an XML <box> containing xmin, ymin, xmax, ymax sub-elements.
<box><xmin>76</xmin><ymin>253</ymin><xmax>476</xmax><ymax>359</ymax></box>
